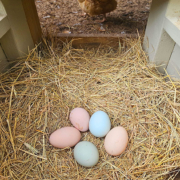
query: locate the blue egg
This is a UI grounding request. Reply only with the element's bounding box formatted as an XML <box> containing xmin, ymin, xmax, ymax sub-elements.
<box><xmin>89</xmin><ymin>111</ymin><xmax>111</xmax><ymax>137</ymax></box>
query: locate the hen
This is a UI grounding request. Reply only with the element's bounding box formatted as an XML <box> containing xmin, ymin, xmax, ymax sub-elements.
<box><xmin>78</xmin><ymin>0</ymin><xmax>117</xmax><ymax>22</ymax></box>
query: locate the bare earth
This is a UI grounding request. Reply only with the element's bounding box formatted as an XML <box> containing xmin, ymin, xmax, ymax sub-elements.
<box><xmin>35</xmin><ymin>0</ymin><xmax>152</xmax><ymax>35</ymax></box>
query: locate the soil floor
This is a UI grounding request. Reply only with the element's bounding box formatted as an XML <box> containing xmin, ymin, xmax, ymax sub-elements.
<box><xmin>35</xmin><ymin>0</ymin><xmax>152</xmax><ymax>36</ymax></box>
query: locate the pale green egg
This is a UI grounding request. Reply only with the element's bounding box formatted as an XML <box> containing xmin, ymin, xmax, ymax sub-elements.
<box><xmin>74</xmin><ymin>141</ymin><xmax>99</xmax><ymax>167</ymax></box>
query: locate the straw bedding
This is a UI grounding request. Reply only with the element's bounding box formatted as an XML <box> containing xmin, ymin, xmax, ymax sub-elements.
<box><xmin>0</xmin><ymin>38</ymin><xmax>180</xmax><ymax>180</ymax></box>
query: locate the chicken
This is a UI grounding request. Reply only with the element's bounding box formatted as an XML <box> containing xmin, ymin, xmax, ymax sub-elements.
<box><xmin>78</xmin><ymin>0</ymin><xmax>117</xmax><ymax>22</ymax></box>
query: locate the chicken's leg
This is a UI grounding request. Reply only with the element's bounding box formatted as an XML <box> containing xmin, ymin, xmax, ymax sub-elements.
<box><xmin>102</xmin><ymin>13</ymin><xmax>106</xmax><ymax>22</ymax></box>
<box><xmin>95</xmin><ymin>14</ymin><xmax>106</xmax><ymax>23</ymax></box>
<box><xmin>81</xmin><ymin>11</ymin><xmax>87</xmax><ymax>17</ymax></box>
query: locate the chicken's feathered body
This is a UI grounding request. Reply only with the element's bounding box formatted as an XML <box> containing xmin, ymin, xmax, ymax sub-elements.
<box><xmin>78</xmin><ymin>0</ymin><xmax>117</xmax><ymax>17</ymax></box>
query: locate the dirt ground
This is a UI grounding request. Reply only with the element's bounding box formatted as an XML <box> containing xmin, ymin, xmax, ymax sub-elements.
<box><xmin>35</xmin><ymin>0</ymin><xmax>152</xmax><ymax>35</ymax></box>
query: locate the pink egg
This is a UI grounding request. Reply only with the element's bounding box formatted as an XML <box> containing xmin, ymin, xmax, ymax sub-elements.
<box><xmin>69</xmin><ymin>108</ymin><xmax>90</xmax><ymax>132</ymax></box>
<box><xmin>104</xmin><ymin>126</ymin><xmax>128</xmax><ymax>156</ymax></box>
<box><xmin>49</xmin><ymin>127</ymin><xmax>81</xmax><ymax>148</ymax></box>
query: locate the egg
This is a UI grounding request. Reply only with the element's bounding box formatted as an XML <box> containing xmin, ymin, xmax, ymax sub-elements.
<box><xmin>74</xmin><ymin>141</ymin><xmax>99</xmax><ymax>167</ymax></box>
<box><xmin>49</xmin><ymin>127</ymin><xmax>81</xmax><ymax>148</ymax></box>
<box><xmin>104</xmin><ymin>126</ymin><xmax>128</xmax><ymax>156</ymax></box>
<box><xmin>69</xmin><ymin>108</ymin><xmax>90</xmax><ymax>132</ymax></box>
<box><xmin>89</xmin><ymin>111</ymin><xmax>111</xmax><ymax>137</ymax></box>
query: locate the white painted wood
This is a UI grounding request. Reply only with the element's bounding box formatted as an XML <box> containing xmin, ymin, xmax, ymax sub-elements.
<box><xmin>0</xmin><ymin>30</ymin><xmax>21</xmax><ymax>60</ymax></box>
<box><xmin>166</xmin><ymin>44</ymin><xmax>180</xmax><ymax>79</ymax></box>
<box><xmin>153</xmin><ymin>29</ymin><xmax>175</xmax><ymax>73</ymax></box>
<box><xmin>143</xmin><ymin>0</ymin><xmax>180</xmax><ymax>78</ymax></box>
<box><xmin>0</xmin><ymin>0</ymin><xmax>41</xmax><ymax>72</ymax></box>
<box><xmin>164</xmin><ymin>17</ymin><xmax>180</xmax><ymax>47</ymax></box>
<box><xmin>0</xmin><ymin>0</ymin><xmax>10</xmax><ymax>39</ymax></box>
<box><xmin>0</xmin><ymin>1</ymin><xmax>9</xmax><ymax>72</ymax></box>
<box><xmin>1</xmin><ymin>0</ymin><xmax>34</xmax><ymax>60</ymax></box>
<box><xmin>143</xmin><ymin>0</ymin><xmax>169</xmax><ymax>63</ymax></box>
<box><xmin>166</xmin><ymin>0</ymin><xmax>180</xmax><ymax>30</ymax></box>
<box><xmin>0</xmin><ymin>15</ymin><xmax>10</xmax><ymax>39</ymax></box>
<box><xmin>0</xmin><ymin>45</ymin><xmax>9</xmax><ymax>72</ymax></box>
<box><xmin>0</xmin><ymin>0</ymin><xmax>6</xmax><ymax>17</ymax></box>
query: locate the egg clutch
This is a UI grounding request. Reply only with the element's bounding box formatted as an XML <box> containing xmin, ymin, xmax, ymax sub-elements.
<box><xmin>49</xmin><ymin>108</ymin><xmax>128</xmax><ymax>168</ymax></box>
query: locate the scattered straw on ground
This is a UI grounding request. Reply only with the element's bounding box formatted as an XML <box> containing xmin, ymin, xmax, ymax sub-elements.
<box><xmin>0</xmin><ymin>38</ymin><xmax>180</xmax><ymax>180</ymax></box>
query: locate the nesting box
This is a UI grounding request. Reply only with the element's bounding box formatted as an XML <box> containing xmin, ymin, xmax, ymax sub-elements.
<box><xmin>143</xmin><ymin>0</ymin><xmax>180</xmax><ymax>79</ymax></box>
<box><xmin>1</xmin><ymin>1</ymin><xmax>180</xmax><ymax>179</ymax></box>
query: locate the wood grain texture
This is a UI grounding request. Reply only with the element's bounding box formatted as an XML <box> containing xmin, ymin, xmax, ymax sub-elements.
<box><xmin>22</xmin><ymin>0</ymin><xmax>42</xmax><ymax>44</ymax></box>
<box><xmin>54</xmin><ymin>34</ymin><xmax>137</xmax><ymax>48</ymax></box>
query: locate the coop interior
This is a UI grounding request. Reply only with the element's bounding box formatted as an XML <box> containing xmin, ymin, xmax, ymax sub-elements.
<box><xmin>35</xmin><ymin>0</ymin><xmax>151</xmax><ymax>36</ymax></box>
<box><xmin>1</xmin><ymin>0</ymin><xmax>180</xmax><ymax>179</ymax></box>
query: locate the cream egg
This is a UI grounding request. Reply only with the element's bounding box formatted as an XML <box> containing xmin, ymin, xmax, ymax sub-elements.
<box><xmin>69</xmin><ymin>108</ymin><xmax>90</xmax><ymax>132</ymax></box>
<box><xmin>104</xmin><ymin>126</ymin><xmax>128</xmax><ymax>156</ymax></box>
<box><xmin>49</xmin><ymin>127</ymin><xmax>81</xmax><ymax>148</ymax></box>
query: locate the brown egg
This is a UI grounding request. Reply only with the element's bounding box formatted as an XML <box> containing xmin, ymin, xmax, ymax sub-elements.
<box><xmin>69</xmin><ymin>108</ymin><xmax>90</xmax><ymax>132</ymax></box>
<box><xmin>104</xmin><ymin>126</ymin><xmax>128</xmax><ymax>156</ymax></box>
<box><xmin>49</xmin><ymin>127</ymin><xmax>81</xmax><ymax>148</ymax></box>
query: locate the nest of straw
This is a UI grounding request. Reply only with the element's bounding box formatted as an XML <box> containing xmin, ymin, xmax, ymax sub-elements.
<box><xmin>0</xmin><ymin>38</ymin><xmax>180</xmax><ymax>180</ymax></box>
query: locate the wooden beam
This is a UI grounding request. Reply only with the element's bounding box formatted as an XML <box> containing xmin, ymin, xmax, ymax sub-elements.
<box><xmin>22</xmin><ymin>0</ymin><xmax>42</xmax><ymax>44</ymax></box>
<box><xmin>49</xmin><ymin>34</ymin><xmax>137</xmax><ymax>49</ymax></box>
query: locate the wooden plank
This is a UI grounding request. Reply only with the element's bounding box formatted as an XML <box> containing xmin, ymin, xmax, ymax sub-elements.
<box><xmin>143</xmin><ymin>0</ymin><xmax>169</xmax><ymax>62</ymax></box>
<box><xmin>49</xmin><ymin>34</ymin><xmax>137</xmax><ymax>49</ymax></box>
<box><xmin>164</xmin><ymin>17</ymin><xmax>180</xmax><ymax>48</ymax></box>
<box><xmin>22</xmin><ymin>0</ymin><xmax>42</xmax><ymax>44</ymax></box>
<box><xmin>153</xmin><ymin>29</ymin><xmax>175</xmax><ymax>74</ymax></box>
<box><xmin>166</xmin><ymin>43</ymin><xmax>180</xmax><ymax>80</ymax></box>
<box><xmin>56</xmin><ymin>34</ymin><xmax>137</xmax><ymax>38</ymax></box>
<box><xmin>0</xmin><ymin>45</ymin><xmax>9</xmax><ymax>72</ymax></box>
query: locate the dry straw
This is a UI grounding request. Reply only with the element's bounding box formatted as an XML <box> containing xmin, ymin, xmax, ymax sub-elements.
<box><xmin>0</xmin><ymin>37</ymin><xmax>180</xmax><ymax>180</ymax></box>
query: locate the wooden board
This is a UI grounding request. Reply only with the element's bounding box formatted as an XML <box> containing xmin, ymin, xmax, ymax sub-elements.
<box><xmin>22</xmin><ymin>0</ymin><xmax>42</xmax><ymax>44</ymax></box>
<box><xmin>0</xmin><ymin>45</ymin><xmax>9</xmax><ymax>72</ymax></box>
<box><xmin>166</xmin><ymin>43</ymin><xmax>180</xmax><ymax>80</ymax></box>
<box><xmin>47</xmin><ymin>33</ymin><xmax>138</xmax><ymax>49</ymax></box>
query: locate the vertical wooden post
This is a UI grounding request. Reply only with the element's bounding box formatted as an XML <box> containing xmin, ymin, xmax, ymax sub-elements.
<box><xmin>152</xmin><ymin>29</ymin><xmax>175</xmax><ymax>73</ymax></box>
<box><xmin>0</xmin><ymin>0</ymin><xmax>9</xmax><ymax>71</ymax></box>
<box><xmin>143</xmin><ymin>0</ymin><xmax>173</xmax><ymax>73</ymax></box>
<box><xmin>0</xmin><ymin>45</ymin><xmax>9</xmax><ymax>72</ymax></box>
<box><xmin>166</xmin><ymin>44</ymin><xmax>180</xmax><ymax>79</ymax></box>
<box><xmin>143</xmin><ymin>0</ymin><xmax>180</xmax><ymax>76</ymax></box>
<box><xmin>22</xmin><ymin>0</ymin><xmax>42</xmax><ymax>44</ymax></box>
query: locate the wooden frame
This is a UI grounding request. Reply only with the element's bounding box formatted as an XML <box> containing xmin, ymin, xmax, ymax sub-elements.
<box><xmin>22</xmin><ymin>0</ymin><xmax>42</xmax><ymax>44</ymax></box>
<box><xmin>54</xmin><ymin>34</ymin><xmax>137</xmax><ymax>49</ymax></box>
<box><xmin>0</xmin><ymin>0</ymin><xmax>42</xmax><ymax>72</ymax></box>
<box><xmin>143</xmin><ymin>0</ymin><xmax>180</xmax><ymax>79</ymax></box>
